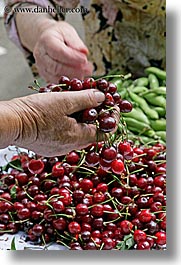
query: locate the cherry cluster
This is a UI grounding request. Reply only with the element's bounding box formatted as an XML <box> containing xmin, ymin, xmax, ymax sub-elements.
<box><xmin>35</xmin><ymin>76</ymin><xmax>132</xmax><ymax>133</ymax></box>
<box><xmin>0</xmin><ymin>140</ymin><xmax>166</xmax><ymax>250</ymax></box>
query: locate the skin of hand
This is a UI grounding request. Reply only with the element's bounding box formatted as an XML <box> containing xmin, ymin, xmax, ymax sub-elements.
<box><xmin>0</xmin><ymin>90</ymin><xmax>119</xmax><ymax>157</ymax></box>
<box><xmin>33</xmin><ymin>21</ymin><xmax>93</xmax><ymax>83</ymax></box>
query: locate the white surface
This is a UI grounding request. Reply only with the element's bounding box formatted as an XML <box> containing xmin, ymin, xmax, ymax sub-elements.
<box><xmin>0</xmin><ymin>1</ymin><xmax>5</xmax><ymax>17</ymax></box>
<box><xmin>0</xmin><ymin>232</ymin><xmax>67</xmax><ymax>250</ymax></box>
<box><xmin>0</xmin><ymin>46</ymin><xmax>7</xmax><ymax>56</ymax></box>
<box><xmin>0</xmin><ymin>147</ymin><xmax>67</xmax><ymax>250</ymax></box>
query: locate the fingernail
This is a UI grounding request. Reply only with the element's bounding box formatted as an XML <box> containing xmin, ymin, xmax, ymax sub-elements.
<box><xmin>94</xmin><ymin>91</ymin><xmax>105</xmax><ymax>104</ymax></box>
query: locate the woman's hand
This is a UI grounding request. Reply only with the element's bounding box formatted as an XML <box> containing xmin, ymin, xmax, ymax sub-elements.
<box><xmin>33</xmin><ymin>21</ymin><xmax>93</xmax><ymax>83</ymax></box>
<box><xmin>1</xmin><ymin>89</ymin><xmax>119</xmax><ymax>157</ymax></box>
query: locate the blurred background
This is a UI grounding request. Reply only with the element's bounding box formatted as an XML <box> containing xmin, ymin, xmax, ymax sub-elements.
<box><xmin>0</xmin><ymin>0</ymin><xmax>84</xmax><ymax>100</ymax></box>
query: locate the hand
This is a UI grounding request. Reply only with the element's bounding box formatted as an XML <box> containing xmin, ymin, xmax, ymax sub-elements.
<box><xmin>33</xmin><ymin>21</ymin><xmax>93</xmax><ymax>83</ymax></box>
<box><xmin>4</xmin><ymin>90</ymin><xmax>119</xmax><ymax>157</ymax></box>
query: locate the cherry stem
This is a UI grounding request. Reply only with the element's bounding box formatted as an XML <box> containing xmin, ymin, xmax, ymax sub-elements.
<box><xmin>103</xmin><ymin>216</ymin><xmax>121</xmax><ymax>225</ymax></box>
<box><xmin>50</xmin><ymin>213</ymin><xmax>73</xmax><ymax>219</ymax></box>
<box><xmin>56</xmin><ymin>240</ymin><xmax>70</xmax><ymax>249</ymax></box>
<box><xmin>28</xmin><ymin>85</ymin><xmax>39</xmax><ymax>92</ymax></box>
<box><xmin>0</xmin><ymin>197</ymin><xmax>14</xmax><ymax>205</ymax></box>
<box><xmin>95</xmin><ymin>73</ymin><xmax>132</xmax><ymax>82</ymax></box>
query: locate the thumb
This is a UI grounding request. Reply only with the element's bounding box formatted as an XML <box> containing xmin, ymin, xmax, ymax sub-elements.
<box><xmin>60</xmin><ymin>89</ymin><xmax>105</xmax><ymax>115</ymax></box>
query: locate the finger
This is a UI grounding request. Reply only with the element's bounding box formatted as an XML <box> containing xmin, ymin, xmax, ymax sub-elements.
<box><xmin>38</xmin><ymin>53</ymin><xmax>91</xmax><ymax>80</ymax></box>
<box><xmin>59</xmin><ymin>89</ymin><xmax>105</xmax><ymax>115</ymax></box>
<box><xmin>46</xmin><ymin>36</ymin><xmax>88</xmax><ymax>66</ymax></box>
<box><xmin>74</xmin><ymin>122</ymin><xmax>106</xmax><ymax>146</ymax></box>
<box><xmin>62</xmin><ymin>24</ymin><xmax>89</xmax><ymax>55</ymax></box>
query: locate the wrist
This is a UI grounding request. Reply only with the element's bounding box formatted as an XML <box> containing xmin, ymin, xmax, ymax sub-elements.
<box><xmin>16</xmin><ymin>5</ymin><xmax>57</xmax><ymax>52</ymax></box>
<box><xmin>0</xmin><ymin>101</ymin><xmax>22</xmax><ymax>149</ymax></box>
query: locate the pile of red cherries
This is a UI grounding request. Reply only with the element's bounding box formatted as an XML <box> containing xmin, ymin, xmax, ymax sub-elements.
<box><xmin>36</xmin><ymin>76</ymin><xmax>133</xmax><ymax>133</ymax></box>
<box><xmin>0</xmin><ymin>139</ymin><xmax>166</xmax><ymax>250</ymax></box>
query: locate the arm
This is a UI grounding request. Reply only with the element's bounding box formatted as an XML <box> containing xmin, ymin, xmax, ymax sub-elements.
<box><xmin>16</xmin><ymin>8</ymin><xmax>57</xmax><ymax>52</ymax></box>
<box><xmin>0</xmin><ymin>90</ymin><xmax>109</xmax><ymax>157</ymax></box>
<box><xmin>5</xmin><ymin>1</ymin><xmax>93</xmax><ymax>81</ymax></box>
<box><xmin>0</xmin><ymin>101</ymin><xmax>22</xmax><ymax>149</ymax></box>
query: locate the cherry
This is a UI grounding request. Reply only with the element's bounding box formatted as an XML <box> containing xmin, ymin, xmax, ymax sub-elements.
<box><xmin>68</xmin><ymin>221</ymin><xmax>81</xmax><ymax>234</ymax></box>
<box><xmin>118</xmin><ymin>99</ymin><xmax>133</xmax><ymax>113</ymax></box>
<box><xmin>52</xmin><ymin>200</ymin><xmax>65</xmax><ymax>213</ymax></box>
<box><xmin>83</xmin><ymin>77</ymin><xmax>96</xmax><ymax>89</ymax></box>
<box><xmin>99</xmin><ymin>116</ymin><xmax>116</xmax><ymax>133</ymax></box>
<box><xmin>58</xmin><ymin>76</ymin><xmax>70</xmax><ymax>90</ymax></box>
<box><xmin>28</xmin><ymin>159</ymin><xmax>44</xmax><ymax>174</ymax></box>
<box><xmin>16</xmin><ymin>173</ymin><xmax>29</xmax><ymax>186</ymax></box>
<box><xmin>155</xmin><ymin>231</ymin><xmax>166</xmax><ymax>245</ymax></box>
<box><xmin>31</xmin><ymin>210</ymin><xmax>43</xmax><ymax>220</ymax></box>
<box><xmin>99</xmin><ymin>158</ymin><xmax>112</xmax><ymax>170</ymax></box>
<box><xmin>121</xmin><ymin>196</ymin><xmax>132</xmax><ymax>204</ymax></box>
<box><xmin>153</xmin><ymin>175</ymin><xmax>165</xmax><ymax>187</ymax></box>
<box><xmin>90</xmin><ymin>204</ymin><xmax>104</xmax><ymax>217</ymax></box>
<box><xmin>17</xmin><ymin>208</ymin><xmax>31</xmax><ymax>220</ymax></box>
<box><xmin>66</xmin><ymin>151</ymin><xmax>80</xmax><ymax>165</ymax></box>
<box><xmin>82</xmin><ymin>108</ymin><xmax>98</xmax><ymax>123</ymax></box>
<box><xmin>137</xmin><ymin>240</ymin><xmax>151</xmax><ymax>250</ymax></box>
<box><xmin>96</xmin><ymin>79</ymin><xmax>109</xmax><ymax>93</ymax></box>
<box><xmin>0</xmin><ymin>213</ymin><xmax>10</xmax><ymax>224</ymax></box>
<box><xmin>39</xmin><ymin>87</ymin><xmax>52</xmax><ymax>93</ymax></box>
<box><xmin>145</xmin><ymin>220</ymin><xmax>159</xmax><ymax>234</ymax></box>
<box><xmin>52</xmin><ymin>162</ymin><xmax>65</xmax><ymax>178</ymax></box>
<box><xmin>111</xmin><ymin>187</ymin><xmax>123</xmax><ymax>199</ymax></box>
<box><xmin>98</xmin><ymin>109</ymin><xmax>110</xmax><ymax>120</ymax></box>
<box><xmin>134</xmin><ymin>230</ymin><xmax>147</xmax><ymax>243</ymax></box>
<box><xmin>0</xmin><ymin>201</ymin><xmax>13</xmax><ymax>213</ymax></box>
<box><xmin>138</xmin><ymin>209</ymin><xmax>152</xmax><ymax>223</ymax></box>
<box><xmin>101</xmin><ymin>146</ymin><xmax>117</xmax><ymax>162</ymax></box>
<box><xmin>0</xmin><ymin>192</ymin><xmax>12</xmax><ymax>202</ymax></box>
<box><xmin>96</xmin><ymin>183</ymin><xmax>108</xmax><ymax>193</ymax></box>
<box><xmin>32</xmin><ymin>224</ymin><xmax>44</xmax><ymax>237</ymax></box>
<box><xmin>84</xmin><ymin>241</ymin><xmax>97</xmax><ymax>250</ymax></box>
<box><xmin>53</xmin><ymin>217</ymin><xmax>67</xmax><ymax>230</ymax></box>
<box><xmin>92</xmin><ymin>218</ymin><xmax>103</xmax><ymax>230</ymax></box>
<box><xmin>136</xmin><ymin>197</ymin><xmax>149</xmax><ymax>209</ymax></box>
<box><xmin>81</xmin><ymin>230</ymin><xmax>91</xmax><ymax>242</ymax></box>
<box><xmin>81</xmin><ymin>222</ymin><xmax>92</xmax><ymax>232</ymax></box>
<box><xmin>70</xmin><ymin>78</ymin><xmax>83</xmax><ymax>91</ymax></box>
<box><xmin>118</xmin><ymin>141</ymin><xmax>131</xmax><ymax>155</ymax></box>
<box><xmin>119</xmin><ymin>220</ymin><xmax>133</xmax><ymax>235</ymax></box>
<box><xmin>111</xmin><ymin>159</ymin><xmax>125</xmax><ymax>174</ymax></box>
<box><xmin>150</xmin><ymin>201</ymin><xmax>162</xmax><ymax>212</ymax></box>
<box><xmin>102</xmin><ymin>237</ymin><xmax>115</xmax><ymax>250</ymax></box>
<box><xmin>104</xmin><ymin>93</ymin><xmax>115</xmax><ymax>107</ymax></box>
<box><xmin>153</xmin><ymin>192</ymin><xmax>165</xmax><ymax>203</ymax></box>
<box><xmin>85</xmin><ymin>151</ymin><xmax>99</xmax><ymax>167</ymax></box>
<box><xmin>112</xmin><ymin>92</ymin><xmax>121</xmax><ymax>103</ymax></box>
<box><xmin>73</xmin><ymin>190</ymin><xmax>85</xmax><ymax>203</ymax></box>
<box><xmin>93</xmin><ymin>192</ymin><xmax>105</xmax><ymax>203</ymax></box>
<box><xmin>137</xmin><ymin>177</ymin><xmax>147</xmax><ymax>189</ymax></box>
<box><xmin>76</xmin><ymin>204</ymin><xmax>89</xmax><ymax>216</ymax></box>
<box><xmin>7</xmin><ymin>222</ymin><xmax>18</xmax><ymax>234</ymax></box>
<box><xmin>80</xmin><ymin>179</ymin><xmax>93</xmax><ymax>193</ymax></box>
<box><xmin>107</xmin><ymin>83</ymin><xmax>117</xmax><ymax>94</ymax></box>
<box><xmin>129</xmin><ymin>174</ymin><xmax>138</xmax><ymax>186</ymax></box>
<box><xmin>27</xmin><ymin>185</ymin><xmax>39</xmax><ymax>197</ymax></box>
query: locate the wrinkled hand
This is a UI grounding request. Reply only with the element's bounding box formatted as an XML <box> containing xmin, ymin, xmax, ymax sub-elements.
<box><xmin>5</xmin><ymin>90</ymin><xmax>119</xmax><ymax>157</ymax></box>
<box><xmin>33</xmin><ymin>21</ymin><xmax>93</xmax><ymax>83</ymax></box>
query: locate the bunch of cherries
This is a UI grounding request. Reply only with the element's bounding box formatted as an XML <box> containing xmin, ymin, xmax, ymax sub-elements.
<box><xmin>0</xmin><ymin>139</ymin><xmax>166</xmax><ymax>250</ymax></box>
<box><xmin>32</xmin><ymin>76</ymin><xmax>133</xmax><ymax>133</ymax></box>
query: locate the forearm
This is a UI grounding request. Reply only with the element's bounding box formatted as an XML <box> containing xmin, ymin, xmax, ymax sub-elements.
<box><xmin>16</xmin><ymin>5</ymin><xmax>56</xmax><ymax>52</ymax></box>
<box><xmin>0</xmin><ymin>101</ymin><xmax>22</xmax><ymax>149</ymax></box>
